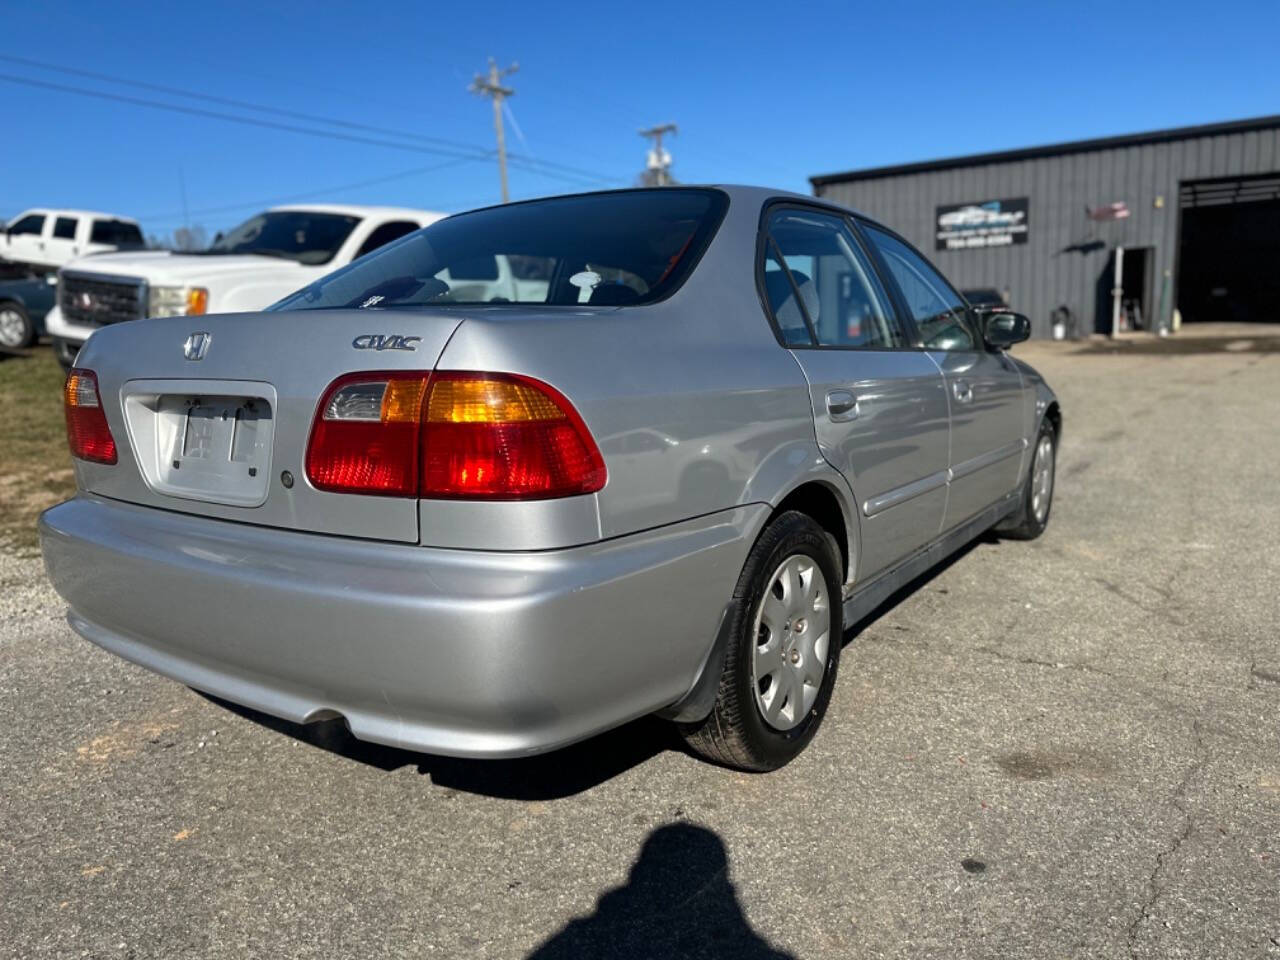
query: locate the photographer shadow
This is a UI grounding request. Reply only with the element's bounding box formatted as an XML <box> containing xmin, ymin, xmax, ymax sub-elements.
<box><xmin>527</xmin><ymin>822</ymin><xmax>795</xmax><ymax>959</ymax></box>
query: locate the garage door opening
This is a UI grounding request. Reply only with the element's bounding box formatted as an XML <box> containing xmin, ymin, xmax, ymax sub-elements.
<box><xmin>1178</xmin><ymin>174</ymin><xmax>1280</xmax><ymax>324</ymax></box>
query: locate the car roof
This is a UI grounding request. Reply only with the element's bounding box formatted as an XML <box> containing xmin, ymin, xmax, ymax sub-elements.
<box><xmin>434</xmin><ymin>184</ymin><xmax>873</xmax><ymax>223</ymax></box>
<box><xmin>266</xmin><ymin>203</ymin><xmax>445</xmax><ymax>220</ymax></box>
<box><xmin>10</xmin><ymin>208</ymin><xmax>140</xmax><ymax>224</ymax></box>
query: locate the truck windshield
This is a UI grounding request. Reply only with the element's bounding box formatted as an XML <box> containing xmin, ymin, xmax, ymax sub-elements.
<box><xmin>201</xmin><ymin>211</ymin><xmax>361</xmax><ymax>265</ymax></box>
<box><xmin>271</xmin><ymin>189</ymin><xmax>727</xmax><ymax>311</ymax></box>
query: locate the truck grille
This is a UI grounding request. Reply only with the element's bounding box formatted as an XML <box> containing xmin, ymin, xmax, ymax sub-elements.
<box><xmin>60</xmin><ymin>272</ymin><xmax>147</xmax><ymax>328</ymax></box>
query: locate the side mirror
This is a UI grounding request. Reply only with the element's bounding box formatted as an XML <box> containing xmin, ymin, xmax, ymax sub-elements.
<box><xmin>982</xmin><ymin>311</ymin><xmax>1031</xmax><ymax>349</ymax></box>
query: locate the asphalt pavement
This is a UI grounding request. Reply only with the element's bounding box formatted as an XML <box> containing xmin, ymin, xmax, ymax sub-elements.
<box><xmin>2</xmin><ymin>327</ymin><xmax>1278</xmax><ymax>959</ymax></box>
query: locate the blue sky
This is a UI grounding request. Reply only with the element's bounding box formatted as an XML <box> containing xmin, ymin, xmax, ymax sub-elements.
<box><xmin>3</xmin><ymin>0</ymin><xmax>1277</xmax><ymax>239</ymax></box>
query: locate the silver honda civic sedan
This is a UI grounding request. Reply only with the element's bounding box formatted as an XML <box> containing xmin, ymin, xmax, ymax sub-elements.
<box><xmin>40</xmin><ymin>186</ymin><xmax>1059</xmax><ymax>771</ymax></box>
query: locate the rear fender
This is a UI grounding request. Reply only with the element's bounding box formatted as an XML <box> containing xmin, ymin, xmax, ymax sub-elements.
<box><xmin>742</xmin><ymin>445</ymin><xmax>861</xmax><ymax>595</ymax></box>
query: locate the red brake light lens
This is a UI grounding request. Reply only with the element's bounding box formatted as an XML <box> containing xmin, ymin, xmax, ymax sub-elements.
<box><xmin>304</xmin><ymin>371</ymin><xmax>606</xmax><ymax>501</ymax></box>
<box><xmin>64</xmin><ymin>368</ymin><xmax>117</xmax><ymax>465</ymax></box>
<box><xmin>421</xmin><ymin>373</ymin><xmax>607</xmax><ymax>500</ymax></box>
<box><xmin>305</xmin><ymin>372</ymin><xmax>429</xmax><ymax>496</ymax></box>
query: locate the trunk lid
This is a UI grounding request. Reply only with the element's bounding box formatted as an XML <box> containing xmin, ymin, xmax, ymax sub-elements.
<box><xmin>73</xmin><ymin>309</ymin><xmax>463</xmax><ymax>543</ymax></box>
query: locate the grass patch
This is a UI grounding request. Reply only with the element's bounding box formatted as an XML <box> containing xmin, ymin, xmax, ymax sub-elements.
<box><xmin>0</xmin><ymin>350</ymin><xmax>73</xmax><ymax>554</ymax></box>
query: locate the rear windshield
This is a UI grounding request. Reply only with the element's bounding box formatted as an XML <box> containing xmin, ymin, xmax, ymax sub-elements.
<box><xmin>272</xmin><ymin>189</ymin><xmax>728</xmax><ymax>311</ymax></box>
<box><xmin>90</xmin><ymin>219</ymin><xmax>144</xmax><ymax>247</ymax></box>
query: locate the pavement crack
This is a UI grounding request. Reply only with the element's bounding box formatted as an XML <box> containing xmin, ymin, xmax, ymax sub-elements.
<box><xmin>1125</xmin><ymin>719</ymin><xmax>1209</xmax><ymax>958</ymax></box>
<box><xmin>1250</xmin><ymin>662</ymin><xmax>1280</xmax><ymax>688</ymax></box>
<box><xmin>1092</xmin><ymin>576</ymin><xmax>1188</xmax><ymax>628</ymax></box>
<box><xmin>975</xmin><ymin>645</ymin><xmax>1119</xmax><ymax>680</ymax></box>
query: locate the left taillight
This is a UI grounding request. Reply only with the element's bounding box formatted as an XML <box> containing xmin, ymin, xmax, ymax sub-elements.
<box><xmin>64</xmin><ymin>368</ymin><xmax>117</xmax><ymax>465</ymax></box>
<box><xmin>305</xmin><ymin>372</ymin><xmax>429</xmax><ymax>497</ymax></box>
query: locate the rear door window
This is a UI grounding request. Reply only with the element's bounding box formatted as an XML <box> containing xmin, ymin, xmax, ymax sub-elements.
<box><xmin>354</xmin><ymin>220</ymin><xmax>421</xmax><ymax>259</ymax></box>
<box><xmin>273</xmin><ymin>189</ymin><xmax>728</xmax><ymax>311</ymax></box>
<box><xmin>53</xmin><ymin>217</ymin><xmax>78</xmax><ymax>240</ymax></box>
<box><xmin>761</xmin><ymin>208</ymin><xmax>905</xmax><ymax>349</ymax></box>
<box><xmin>90</xmin><ymin>219</ymin><xmax>144</xmax><ymax>246</ymax></box>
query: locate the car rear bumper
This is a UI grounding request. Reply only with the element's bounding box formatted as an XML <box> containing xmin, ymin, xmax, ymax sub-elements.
<box><xmin>40</xmin><ymin>495</ymin><xmax>763</xmax><ymax>758</ymax></box>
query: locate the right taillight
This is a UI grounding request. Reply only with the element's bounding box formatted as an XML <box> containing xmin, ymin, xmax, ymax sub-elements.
<box><xmin>304</xmin><ymin>371</ymin><xmax>606</xmax><ymax>501</ymax></box>
<box><xmin>421</xmin><ymin>372</ymin><xmax>606</xmax><ymax>500</ymax></box>
<box><xmin>64</xmin><ymin>368</ymin><xmax>117</xmax><ymax>465</ymax></box>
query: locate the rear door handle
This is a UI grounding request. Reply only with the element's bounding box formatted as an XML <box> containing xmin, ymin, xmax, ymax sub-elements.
<box><xmin>826</xmin><ymin>389</ymin><xmax>859</xmax><ymax>421</ymax></box>
<box><xmin>953</xmin><ymin>380</ymin><xmax>974</xmax><ymax>404</ymax></box>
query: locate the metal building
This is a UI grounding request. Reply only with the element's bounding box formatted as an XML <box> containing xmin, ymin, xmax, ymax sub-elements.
<box><xmin>810</xmin><ymin>115</ymin><xmax>1280</xmax><ymax>338</ymax></box>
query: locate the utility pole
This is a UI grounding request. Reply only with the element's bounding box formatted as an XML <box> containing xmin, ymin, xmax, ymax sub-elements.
<box><xmin>470</xmin><ymin>58</ymin><xmax>518</xmax><ymax>203</ymax></box>
<box><xmin>639</xmin><ymin>123</ymin><xmax>677</xmax><ymax>186</ymax></box>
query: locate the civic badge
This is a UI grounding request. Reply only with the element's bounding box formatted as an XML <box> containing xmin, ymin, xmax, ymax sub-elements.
<box><xmin>351</xmin><ymin>334</ymin><xmax>420</xmax><ymax>352</ymax></box>
<box><xmin>184</xmin><ymin>332</ymin><xmax>212</xmax><ymax>361</ymax></box>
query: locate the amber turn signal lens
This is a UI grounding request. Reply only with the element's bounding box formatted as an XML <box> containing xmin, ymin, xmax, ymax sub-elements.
<box><xmin>426</xmin><ymin>377</ymin><xmax>562</xmax><ymax>423</ymax></box>
<box><xmin>187</xmin><ymin>287</ymin><xmax>209</xmax><ymax>315</ymax></box>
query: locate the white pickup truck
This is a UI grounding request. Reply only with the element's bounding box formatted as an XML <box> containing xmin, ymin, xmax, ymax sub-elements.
<box><xmin>3</xmin><ymin>209</ymin><xmax>144</xmax><ymax>272</ymax></box>
<box><xmin>44</xmin><ymin>204</ymin><xmax>446</xmax><ymax>369</ymax></box>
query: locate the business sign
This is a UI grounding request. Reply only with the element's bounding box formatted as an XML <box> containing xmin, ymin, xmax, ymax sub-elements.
<box><xmin>935</xmin><ymin>197</ymin><xmax>1029</xmax><ymax>250</ymax></box>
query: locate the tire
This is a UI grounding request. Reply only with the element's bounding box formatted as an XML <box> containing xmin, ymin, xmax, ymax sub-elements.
<box><xmin>997</xmin><ymin>416</ymin><xmax>1057</xmax><ymax>540</ymax></box>
<box><xmin>51</xmin><ymin>337</ymin><xmax>80</xmax><ymax>372</ymax></box>
<box><xmin>679</xmin><ymin>510</ymin><xmax>843</xmax><ymax>771</ymax></box>
<box><xmin>0</xmin><ymin>301</ymin><xmax>34</xmax><ymax>350</ymax></box>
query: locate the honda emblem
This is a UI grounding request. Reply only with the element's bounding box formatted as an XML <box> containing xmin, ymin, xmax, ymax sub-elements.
<box><xmin>184</xmin><ymin>332</ymin><xmax>212</xmax><ymax>361</ymax></box>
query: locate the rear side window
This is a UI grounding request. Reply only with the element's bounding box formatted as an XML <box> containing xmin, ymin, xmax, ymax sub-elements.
<box><xmin>863</xmin><ymin>225</ymin><xmax>977</xmax><ymax>351</ymax></box>
<box><xmin>354</xmin><ymin>220</ymin><xmax>421</xmax><ymax>259</ymax></box>
<box><xmin>8</xmin><ymin>214</ymin><xmax>45</xmax><ymax>235</ymax></box>
<box><xmin>53</xmin><ymin>217</ymin><xmax>78</xmax><ymax>239</ymax></box>
<box><xmin>272</xmin><ymin>189</ymin><xmax>728</xmax><ymax>311</ymax></box>
<box><xmin>90</xmin><ymin>219</ymin><xmax>144</xmax><ymax>246</ymax></box>
<box><xmin>761</xmin><ymin>208</ymin><xmax>904</xmax><ymax>349</ymax></box>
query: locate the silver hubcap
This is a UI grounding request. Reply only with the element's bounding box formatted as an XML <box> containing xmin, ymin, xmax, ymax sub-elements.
<box><xmin>752</xmin><ymin>554</ymin><xmax>831</xmax><ymax>731</ymax></box>
<box><xmin>0</xmin><ymin>308</ymin><xmax>25</xmax><ymax>348</ymax></box>
<box><xmin>1031</xmin><ymin>435</ymin><xmax>1054</xmax><ymax>523</ymax></box>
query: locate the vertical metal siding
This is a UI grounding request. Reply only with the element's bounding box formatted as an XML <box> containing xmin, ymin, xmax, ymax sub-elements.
<box><xmin>815</xmin><ymin>124</ymin><xmax>1280</xmax><ymax>336</ymax></box>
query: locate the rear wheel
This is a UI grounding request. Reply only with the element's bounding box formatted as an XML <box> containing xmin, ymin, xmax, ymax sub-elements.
<box><xmin>679</xmin><ymin>511</ymin><xmax>843</xmax><ymax>771</ymax></box>
<box><xmin>0</xmin><ymin>302</ymin><xmax>34</xmax><ymax>350</ymax></box>
<box><xmin>998</xmin><ymin>417</ymin><xmax>1056</xmax><ymax>540</ymax></box>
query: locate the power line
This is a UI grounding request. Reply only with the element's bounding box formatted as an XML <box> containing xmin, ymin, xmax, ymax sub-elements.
<box><xmin>0</xmin><ymin>53</ymin><xmax>493</xmax><ymax>160</ymax></box>
<box><xmin>137</xmin><ymin>156</ymin><xmax>480</xmax><ymax>223</ymax></box>
<box><xmin>0</xmin><ymin>54</ymin><xmax>623</xmax><ymax>187</ymax></box>
<box><xmin>0</xmin><ymin>70</ymin><xmax>492</xmax><ymax>160</ymax></box>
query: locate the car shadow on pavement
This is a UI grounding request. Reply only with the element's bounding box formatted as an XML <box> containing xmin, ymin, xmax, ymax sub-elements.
<box><xmin>197</xmin><ymin>692</ymin><xmax>672</xmax><ymax>801</ymax></box>
<box><xmin>525</xmin><ymin>822</ymin><xmax>795</xmax><ymax>959</ymax></box>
